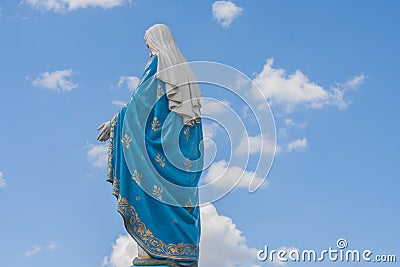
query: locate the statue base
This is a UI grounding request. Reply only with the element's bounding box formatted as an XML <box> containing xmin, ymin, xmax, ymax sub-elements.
<box><xmin>131</xmin><ymin>257</ymin><xmax>198</xmax><ymax>267</ymax></box>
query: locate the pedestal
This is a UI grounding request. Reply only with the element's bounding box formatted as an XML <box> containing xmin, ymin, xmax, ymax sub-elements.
<box><xmin>131</xmin><ymin>257</ymin><xmax>198</xmax><ymax>267</ymax></box>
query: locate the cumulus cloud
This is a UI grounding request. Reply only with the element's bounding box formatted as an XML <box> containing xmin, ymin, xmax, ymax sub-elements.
<box><xmin>212</xmin><ymin>1</ymin><xmax>243</xmax><ymax>27</ymax></box>
<box><xmin>202</xmin><ymin>160</ymin><xmax>266</xmax><ymax>189</ymax></box>
<box><xmin>0</xmin><ymin>172</ymin><xmax>6</xmax><ymax>187</ymax></box>
<box><xmin>287</xmin><ymin>138</ymin><xmax>307</xmax><ymax>152</ymax></box>
<box><xmin>235</xmin><ymin>133</ymin><xmax>278</xmax><ymax>156</ymax></box>
<box><xmin>104</xmin><ymin>204</ymin><xmax>259</xmax><ymax>267</ymax></box>
<box><xmin>199</xmin><ymin>204</ymin><xmax>259</xmax><ymax>267</ymax></box>
<box><xmin>202</xmin><ymin>98</ymin><xmax>231</xmax><ymax>115</ymax></box>
<box><xmin>23</xmin><ymin>0</ymin><xmax>128</xmax><ymax>13</ymax></box>
<box><xmin>86</xmin><ymin>143</ymin><xmax>108</xmax><ymax>168</ymax></box>
<box><xmin>202</xmin><ymin>121</ymin><xmax>221</xmax><ymax>151</ymax></box>
<box><xmin>32</xmin><ymin>69</ymin><xmax>78</xmax><ymax>92</ymax></box>
<box><xmin>103</xmin><ymin>235</ymin><xmax>138</xmax><ymax>267</ymax></box>
<box><xmin>118</xmin><ymin>76</ymin><xmax>140</xmax><ymax>92</ymax></box>
<box><xmin>203</xmin><ymin>122</ymin><xmax>220</xmax><ymax>140</ymax></box>
<box><xmin>254</xmin><ymin>59</ymin><xmax>364</xmax><ymax>112</ymax></box>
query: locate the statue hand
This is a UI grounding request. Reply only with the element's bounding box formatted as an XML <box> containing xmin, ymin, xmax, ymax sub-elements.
<box><xmin>97</xmin><ymin>121</ymin><xmax>111</xmax><ymax>142</ymax></box>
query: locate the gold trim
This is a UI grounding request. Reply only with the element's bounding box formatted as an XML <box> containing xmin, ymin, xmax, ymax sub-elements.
<box><xmin>117</xmin><ymin>196</ymin><xmax>198</xmax><ymax>260</ymax></box>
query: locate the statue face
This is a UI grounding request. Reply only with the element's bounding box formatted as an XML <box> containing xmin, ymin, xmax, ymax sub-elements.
<box><xmin>145</xmin><ymin>42</ymin><xmax>154</xmax><ymax>56</ymax></box>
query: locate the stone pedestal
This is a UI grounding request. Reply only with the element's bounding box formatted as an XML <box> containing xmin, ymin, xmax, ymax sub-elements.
<box><xmin>131</xmin><ymin>257</ymin><xmax>198</xmax><ymax>267</ymax></box>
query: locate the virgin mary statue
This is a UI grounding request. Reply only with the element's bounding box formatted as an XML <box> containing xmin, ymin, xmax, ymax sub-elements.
<box><xmin>97</xmin><ymin>24</ymin><xmax>204</xmax><ymax>267</ymax></box>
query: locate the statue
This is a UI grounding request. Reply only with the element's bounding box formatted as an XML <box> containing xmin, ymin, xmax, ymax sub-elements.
<box><xmin>97</xmin><ymin>24</ymin><xmax>204</xmax><ymax>267</ymax></box>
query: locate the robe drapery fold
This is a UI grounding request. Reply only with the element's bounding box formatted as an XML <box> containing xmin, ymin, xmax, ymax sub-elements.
<box><xmin>107</xmin><ymin>55</ymin><xmax>203</xmax><ymax>264</ymax></box>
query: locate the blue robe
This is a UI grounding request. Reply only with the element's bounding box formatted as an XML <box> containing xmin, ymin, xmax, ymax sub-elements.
<box><xmin>107</xmin><ymin>55</ymin><xmax>203</xmax><ymax>264</ymax></box>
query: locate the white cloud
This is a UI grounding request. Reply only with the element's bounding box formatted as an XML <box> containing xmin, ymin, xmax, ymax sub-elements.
<box><xmin>23</xmin><ymin>0</ymin><xmax>128</xmax><ymax>13</ymax></box>
<box><xmin>199</xmin><ymin>204</ymin><xmax>259</xmax><ymax>267</ymax></box>
<box><xmin>287</xmin><ymin>138</ymin><xmax>307</xmax><ymax>152</ymax></box>
<box><xmin>254</xmin><ymin>59</ymin><xmax>364</xmax><ymax>112</ymax></box>
<box><xmin>201</xmin><ymin>98</ymin><xmax>231</xmax><ymax>115</ymax></box>
<box><xmin>32</xmin><ymin>69</ymin><xmax>78</xmax><ymax>92</ymax></box>
<box><xmin>86</xmin><ymin>143</ymin><xmax>108</xmax><ymax>168</ymax></box>
<box><xmin>253</xmin><ymin>58</ymin><xmax>365</xmax><ymax>152</ymax></box>
<box><xmin>203</xmin><ymin>122</ymin><xmax>220</xmax><ymax>140</ymax></box>
<box><xmin>104</xmin><ymin>204</ymin><xmax>259</xmax><ymax>267</ymax></box>
<box><xmin>254</xmin><ymin>59</ymin><xmax>327</xmax><ymax>110</ymax></box>
<box><xmin>235</xmin><ymin>133</ymin><xmax>278</xmax><ymax>156</ymax></box>
<box><xmin>345</xmin><ymin>73</ymin><xmax>364</xmax><ymax>88</ymax></box>
<box><xmin>0</xmin><ymin>172</ymin><xmax>6</xmax><ymax>187</ymax></box>
<box><xmin>103</xmin><ymin>235</ymin><xmax>138</xmax><ymax>267</ymax></box>
<box><xmin>284</xmin><ymin>118</ymin><xmax>295</xmax><ymax>126</ymax></box>
<box><xmin>324</xmin><ymin>74</ymin><xmax>365</xmax><ymax>110</ymax></box>
<box><xmin>111</xmin><ymin>100</ymin><xmax>126</xmax><ymax>107</ymax></box>
<box><xmin>23</xmin><ymin>241</ymin><xmax>61</xmax><ymax>257</ymax></box>
<box><xmin>47</xmin><ymin>241</ymin><xmax>61</xmax><ymax>250</ymax></box>
<box><xmin>118</xmin><ymin>76</ymin><xmax>140</xmax><ymax>92</ymax></box>
<box><xmin>24</xmin><ymin>245</ymin><xmax>41</xmax><ymax>257</ymax></box>
<box><xmin>202</xmin><ymin>122</ymin><xmax>221</xmax><ymax>151</ymax></box>
<box><xmin>202</xmin><ymin>160</ymin><xmax>266</xmax><ymax>189</ymax></box>
<box><xmin>212</xmin><ymin>1</ymin><xmax>243</xmax><ymax>27</ymax></box>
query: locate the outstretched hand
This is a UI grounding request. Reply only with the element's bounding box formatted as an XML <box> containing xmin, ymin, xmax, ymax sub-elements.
<box><xmin>97</xmin><ymin>121</ymin><xmax>111</xmax><ymax>142</ymax></box>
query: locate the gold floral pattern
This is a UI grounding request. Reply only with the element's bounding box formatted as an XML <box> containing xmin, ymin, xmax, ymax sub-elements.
<box><xmin>184</xmin><ymin>158</ymin><xmax>192</xmax><ymax>172</ymax></box>
<box><xmin>184</xmin><ymin>199</ymin><xmax>194</xmax><ymax>212</ymax></box>
<box><xmin>150</xmin><ymin>117</ymin><xmax>161</xmax><ymax>132</ymax></box>
<box><xmin>121</xmin><ymin>134</ymin><xmax>132</xmax><ymax>149</ymax></box>
<box><xmin>183</xmin><ymin>127</ymin><xmax>190</xmax><ymax>142</ymax></box>
<box><xmin>132</xmin><ymin>169</ymin><xmax>143</xmax><ymax>185</ymax></box>
<box><xmin>157</xmin><ymin>84</ymin><xmax>164</xmax><ymax>99</ymax></box>
<box><xmin>155</xmin><ymin>153</ymin><xmax>165</xmax><ymax>168</ymax></box>
<box><xmin>152</xmin><ymin>185</ymin><xmax>164</xmax><ymax>201</ymax></box>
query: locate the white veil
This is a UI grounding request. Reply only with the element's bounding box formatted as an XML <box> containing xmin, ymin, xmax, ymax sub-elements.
<box><xmin>144</xmin><ymin>24</ymin><xmax>202</xmax><ymax>126</ymax></box>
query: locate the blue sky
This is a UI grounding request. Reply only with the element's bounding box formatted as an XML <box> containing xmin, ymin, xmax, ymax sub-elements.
<box><xmin>0</xmin><ymin>1</ymin><xmax>399</xmax><ymax>267</ymax></box>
